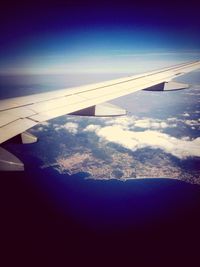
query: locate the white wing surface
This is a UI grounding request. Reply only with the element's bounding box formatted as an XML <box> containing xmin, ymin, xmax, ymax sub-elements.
<box><xmin>0</xmin><ymin>60</ymin><xmax>200</xmax><ymax>170</ymax></box>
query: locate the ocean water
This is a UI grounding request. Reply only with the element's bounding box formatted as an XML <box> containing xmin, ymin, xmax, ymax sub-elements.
<box><xmin>1</xmin><ymin>165</ymin><xmax>200</xmax><ymax>265</ymax></box>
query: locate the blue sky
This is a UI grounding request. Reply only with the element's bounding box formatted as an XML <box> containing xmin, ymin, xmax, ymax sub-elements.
<box><xmin>0</xmin><ymin>1</ymin><xmax>200</xmax><ymax>75</ymax></box>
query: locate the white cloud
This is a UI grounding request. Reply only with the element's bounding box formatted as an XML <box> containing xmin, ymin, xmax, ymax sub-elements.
<box><xmin>167</xmin><ymin>117</ymin><xmax>177</xmax><ymax>122</ymax></box>
<box><xmin>105</xmin><ymin>116</ymin><xmax>136</xmax><ymax>128</ymax></box>
<box><xmin>182</xmin><ymin>112</ymin><xmax>190</xmax><ymax>117</ymax></box>
<box><xmin>105</xmin><ymin>116</ymin><xmax>175</xmax><ymax>130</ymax></box>
<box><xmin>52</xmin><ymin>121</ymin><xmax>79</xmax><ymax>134</ymax></box>
<box><xmin>181</xmin><ymin>136</ymin><xmax>190</xmax><ymax>141</ymax></box>
<box><xmin>87</xmin><ymin>124</ymin><xmax>200</xmax><ymax>159</ymax></box>
<box><xmin>184</xmin><ymin>120</ymin><xmax>200</xmax><ymax>126</ymax></box>
<box><xmin>167</xmin><ymin>117</ymin><xmax>200</xmax><ymax>128</ymax></box>
<box><xmin>55</xmin><ymin>126</ymin><xmax>61</xmax><ymax>131</ymax></box>
<box><xmin>32</xmin><ymin>121</ymin><xmax>50</xmax><ymax>132</ymax></box>
<box><xmin>134</xmin><ymin>119</ymin><xmax>168</xmax><ymax>129</ymax></box>
<box><xmin>63</xmin><ymin>122</ymin><xmax>78</xmax><ymax>134</ymax></box>
<box><xmin>84</xmin><ymin>124</ymin><xmax>100</xmax><ymax>132</ymax></box>
<box><xmin>37</xmin><ymin>126</ymin><xmax>45</xmax><ymax>132</ymax></box>
<box><xmin>40</xmin><ymin>121</ymin><xmax>50</xmax><ymax>127</ymax></box>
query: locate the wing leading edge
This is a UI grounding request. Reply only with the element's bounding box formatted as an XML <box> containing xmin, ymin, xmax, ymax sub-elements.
<box><xmin>0</xmin><ymin>60</ymin><xmax>200</xmax><ymax>170</ymax></box>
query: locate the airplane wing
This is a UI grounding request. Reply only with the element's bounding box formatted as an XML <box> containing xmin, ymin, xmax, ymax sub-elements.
<box><xmin>1</xmin><ymin>60</ymin><xmax>200</xmax><ymax>170</ymax></box>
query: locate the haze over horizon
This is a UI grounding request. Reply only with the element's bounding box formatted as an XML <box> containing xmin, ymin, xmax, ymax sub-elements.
<box><xmin>0</xmin><ymin>1</ymin><xmax>200</xmax><ymax>75</ymax></box>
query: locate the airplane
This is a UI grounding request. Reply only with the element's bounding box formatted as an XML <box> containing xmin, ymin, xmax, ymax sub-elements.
<box><xmin>0</xmin><ymin>60</ymin><xmax>200</xmax><ymax>171</ymax></box>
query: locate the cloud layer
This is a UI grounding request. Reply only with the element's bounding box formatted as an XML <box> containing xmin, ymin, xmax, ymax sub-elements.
<box><xmin>84</xmin><ymin>119</ymin><xmax>200</xmax><ymax>159</ymax></box>
<box><xmin>33</xmin><ymin>113</ymin><xmax>200</xmax><ymax>160</ymax></box>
